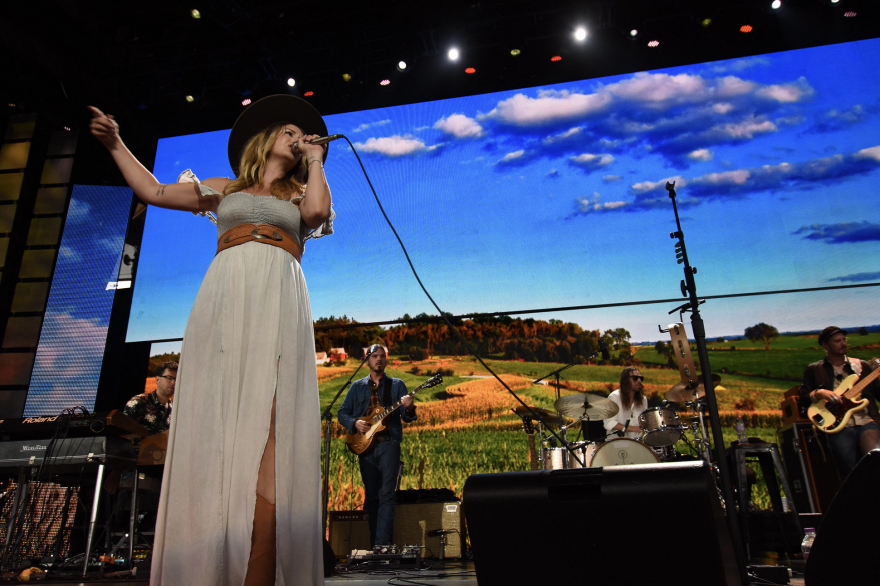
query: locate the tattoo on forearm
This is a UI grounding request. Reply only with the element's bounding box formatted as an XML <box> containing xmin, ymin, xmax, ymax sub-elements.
<box><xmin>156</xmin><ymin>184</ymin><xmax>168</xmax><ymax>197</ymax></box>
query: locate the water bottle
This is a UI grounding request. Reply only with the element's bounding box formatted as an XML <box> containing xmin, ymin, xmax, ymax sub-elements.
<box><xmin>801</xmin><ymin>528</ymin><xmax>816</xmax><ymax>560</ymax></box>
<box><xmin>734</xmin><ymin>415</ymin><xmax>749</xmax><ymax>445</ymax></box>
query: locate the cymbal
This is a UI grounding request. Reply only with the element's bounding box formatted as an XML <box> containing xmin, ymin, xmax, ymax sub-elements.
<box><xmin>554</xmin><ymin>394</ymin><xmax>619</xmax><ymax>421</ymax></box>
<box><xmin>514</xmin><ymin>406</ymin><xmax>567</xmax><ymax>427</ymax></box>
<box><xmin>666</xmin><ymin>374</ymin><xmax>722</xmax><ymax>402</ymax></box>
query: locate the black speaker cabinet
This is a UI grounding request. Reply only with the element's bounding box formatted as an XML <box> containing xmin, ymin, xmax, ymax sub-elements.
<box><xmin>779</xmin><ymin>423</ymin><xmax>842</xmax><ymax>513</ymax></box>
<box><xmin>805</xmin><ymin>449</ymin><xmax>880</xmax><ymax>585</ymax></box>
<box><xmin>328</xmin><ymin>511</ymin><xmax>371</xmax><ymax>560</ymax></box>
<box><xmin>463</xmin><ymin>462</ymin><xmax>741</xmax><ymax>586</ymax></box>
<box><xmin>392</xmin><ymin>501</ymin><xmax>464</xmax><ymax>558</ymax></box>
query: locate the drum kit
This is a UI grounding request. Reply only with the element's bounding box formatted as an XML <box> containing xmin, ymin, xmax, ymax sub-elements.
<box><xmin>517</xmin><ymin>374</ymin><xmax>724</xmax><ymax>470</ymax></box>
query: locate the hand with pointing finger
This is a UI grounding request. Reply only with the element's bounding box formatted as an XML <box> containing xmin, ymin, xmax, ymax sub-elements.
<box><xmin>87</xmin><ymin>105</ymin><xmax>121</xmax><ymax>150</ymax></box>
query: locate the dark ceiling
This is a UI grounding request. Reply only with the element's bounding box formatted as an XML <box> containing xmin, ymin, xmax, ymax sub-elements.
<box><xmin>2</xmin><ymin>0</ymin><xmax>879</xmax><ymax>140</ymax></box>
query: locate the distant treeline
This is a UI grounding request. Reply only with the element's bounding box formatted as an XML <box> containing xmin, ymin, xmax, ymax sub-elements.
<box><xmin>314</xmin><ymin>314</ymin><xmax>635</xmax><ymax>364</ymax></box>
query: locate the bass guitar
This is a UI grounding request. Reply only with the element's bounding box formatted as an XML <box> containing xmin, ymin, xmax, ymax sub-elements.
<box><xmin>345</xmin><ymin>374</ymin><xmax>442</xmax><ymax>455</ymax></box>
<box><xmin>807</xmin><ymin>357</ymin><xmax>880</xmax><ymax>434</ymax></box>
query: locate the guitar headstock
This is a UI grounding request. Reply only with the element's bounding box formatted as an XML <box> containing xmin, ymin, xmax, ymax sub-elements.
<box><xmin>422</xmin><ymin>374</ymin><xmax>443</xmax><ymax>388</ymax></box>
<box><xmin>522</xmin><ymin>417</ymin><xmax>535</xmax><ymax>435</ymax></box>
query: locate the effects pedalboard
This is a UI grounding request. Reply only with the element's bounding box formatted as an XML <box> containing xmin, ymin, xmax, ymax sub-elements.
<box><xmin>346</xmin><ymin>544</ymin><xmax>422</xmax><ymax>569</ymax></box>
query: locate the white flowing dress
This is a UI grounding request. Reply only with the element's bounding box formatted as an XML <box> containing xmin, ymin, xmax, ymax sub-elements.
<box><xmin>151</xmin><ymin>185</ymin><xmax>326</xmax><ymax>586</ymax></box>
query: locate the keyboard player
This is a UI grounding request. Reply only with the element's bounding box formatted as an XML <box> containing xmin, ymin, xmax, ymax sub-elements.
<box><xmin>124</xmin><ymin>361</ymin><xmax>176</xmax><ymax>435</ymax></box>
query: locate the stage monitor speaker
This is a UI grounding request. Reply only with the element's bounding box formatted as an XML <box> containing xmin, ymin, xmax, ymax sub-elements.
<box><xmin>805</xmin><ymin>449</ymin><xmax>880</xmax><ymax>585</ymax></box>
<box><xmin>328</xmin><ymin>511</ymin><xmax>371</xmax><ymax>560</ymax></box>
<box><xmin>779</xmin><ymin>423</ymin><xmax>841</xmax><ymax>513</ymax></box>
<box><xmin>393</xmin><ymin>501</ymin><xmax>464</xmax><ymax>558</ymax></box>
<box><xmin>463</xmin><ymin>461</ymin><xmax>741</xmax><ymax>586</ymax></box>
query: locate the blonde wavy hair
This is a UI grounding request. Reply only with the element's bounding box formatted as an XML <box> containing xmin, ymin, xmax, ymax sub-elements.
<box><xmin>224</xmin><ymin>123</ymin><xmax>309</xmax><ymax>199</ymax></box>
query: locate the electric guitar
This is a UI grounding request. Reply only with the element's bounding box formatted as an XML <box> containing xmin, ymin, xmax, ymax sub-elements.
<box><xmin>807</xmin><ymin>357</ymin><xmax>880</xmax><ymax>434</ymax></box>
<box><xmin>345</xmin><ymin>374</ymin><xmax>442</xmax><ymax>455</ymax></box>
<box><xmin>522</xmin><ymin>417</ymin><xmax>539</xmax><ymax>471</ymax></box>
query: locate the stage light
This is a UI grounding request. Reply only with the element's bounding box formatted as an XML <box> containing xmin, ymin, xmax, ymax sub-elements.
<box><xmin>551</xmin><ymin>55</ymin><xmax>562</xmax><ymax>62</ymax></box>
<box><xmin>465</xmin><ymin>67</ymin><xmax>476</xmax><ymax>74</ymax></box>
<box><xmin>740</xmin><ymin>24</ymin><xmax>753</xmax><ymax>33</ymax></box>
<box><xmin>397</xmin><ymin>60</ymin><xmax>407</xmax><ymax>71</ymax></box>
<box><xmin>185</xmin><ymin>95</ymin><xmax>195</xmax><ymax>102</ymax></box>
<box><xmin>574</xmin><ymin>27</ymin><xmax>588</xmax><ymax>41</ymax></box>
<box><xmin>287</xmin><ymin>78</ymin><xmax>295</xmax><ymax>87</ymax></box>
<box><xmin>304</xmin><ymin>91</ymin><xmax>314</xmax><ymax>97</ymax></box>
<box><xmin>242</xmin><ymin>98</ymin><xmax>251</xmax><ymax>106</ymax></box>
<box><xmin>647</xmin><ymin>40</ymin><xmax>660</xmax><ymax>47</ymax></box>
<box><xmin>448</xmin><ymin>48</ymin><xmax>459</xmax><ymax>61</ymax></box>
<box><xmin>701</xmin><ymin>18</ymin><xmax>712</xmax><ymax>27</ymax></box>
<box><xmin>629</xmin><ymin>29</ymin><xmax>639</xmax><ymax>37</ymax></box>
<box><xmin>380</xmin><ymin>79</ymin><xmax>390</xmax><ymax>86</ymax></box>
<box><xmin>771</xmin><ymin>0</ymin><xmax>781</xmax><ymax>9</ymax></box>
<box><xmin>63</xmin><ymin>126</ymin><xmax>71</xmax><ymax>131</ymax></box>
<box><xmin>342</xmin><ymin>73</ymin><xmax>352</xmax><ymax>82</ymax></box>
<box><xmin>510</xmin><ymin>48</ymin><xmax>521</xmax><ymax>56</ymax></box>
<box><xmin>190</xmin><ymin>8</ymin><xmax>201</xmax><ymax>19</ymax></box>
<box><xmin>844</xmin><ymin>11</ymin><xmax>856</xmax><ymax>16</ymax></box>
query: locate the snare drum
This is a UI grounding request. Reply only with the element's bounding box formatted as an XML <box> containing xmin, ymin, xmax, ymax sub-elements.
<box><xmin>638</xmin><ymin>407</ymin><xmax>682</xmax><ymax>447</ymax></box>
<box><xmin>588</xmin><ymin>438</ymin><xmax>660</xmax><ymax>467</ymax></box>
<box><xmin>541</xmin><ymin>447</ymin><xmax>568</xmax><ymax>470</ymax></box>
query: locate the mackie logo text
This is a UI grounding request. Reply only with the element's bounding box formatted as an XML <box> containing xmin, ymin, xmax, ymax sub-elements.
<box><xmin>21</xmin><ymin>444</ymin><xmax>47</xmax><ymax>452</ymax></box>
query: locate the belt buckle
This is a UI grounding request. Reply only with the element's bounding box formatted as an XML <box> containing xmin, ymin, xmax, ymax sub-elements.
<box><xmin>251</xmin><ymin>228</ymin><xmax>283</xmax><ymax>241</ymax></box>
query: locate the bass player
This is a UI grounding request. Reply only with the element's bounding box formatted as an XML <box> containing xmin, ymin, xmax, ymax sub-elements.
<box><xmin>800</xmin><ymin>326</ymin><xmax>880</xmax><ymax>478</ymax></box>
<box><xmin>338</xmin><ymin>344</ymin><xmax>417</xmax><ymax>546</ymax></box>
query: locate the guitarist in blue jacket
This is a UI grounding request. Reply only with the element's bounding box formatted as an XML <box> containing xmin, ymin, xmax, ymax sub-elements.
<box><xmin>338</xmin><ymin>344</ymin><xmax>417</xmax><ymax>546</ymax></box>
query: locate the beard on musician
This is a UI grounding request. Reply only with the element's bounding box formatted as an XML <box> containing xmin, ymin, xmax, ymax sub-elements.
<box><xmin>800</xmin><ymin>326</ymin><xmax>880</xmax><ymax>478</ymax></box>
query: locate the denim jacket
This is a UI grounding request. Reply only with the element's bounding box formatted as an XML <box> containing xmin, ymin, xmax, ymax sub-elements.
<box><xmin>337</xmin><ymin>374</ymin><xmax>417</xmax><ymax>443</ymax></box>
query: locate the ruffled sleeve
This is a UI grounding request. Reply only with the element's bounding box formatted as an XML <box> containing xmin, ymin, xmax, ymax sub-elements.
<box><xmin>305</xmin><ymin>205</ymin><xmax>336</xmax><ymax>241</ymax></box>
<box><xmin>178</xmin><ymin>169</ymin><xmax>218</xmax><ymax>225</ymax></box>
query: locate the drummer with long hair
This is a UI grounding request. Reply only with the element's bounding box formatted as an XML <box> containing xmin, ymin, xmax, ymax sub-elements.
<box><xmin>90</xmin><ymin>95</ymin><xmax>333</xmax><ymax>585</ymax></box>
<box><xmin>603</xmin><ymin>366</ymin><xmax>648</xmax><ymax>439</ymax></box>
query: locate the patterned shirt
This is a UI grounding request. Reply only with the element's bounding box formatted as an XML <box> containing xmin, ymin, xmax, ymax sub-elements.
<box><xmin>124</xmin><ymin>392</ymin><xmax>173</xmax><ymax>435</ymax></box>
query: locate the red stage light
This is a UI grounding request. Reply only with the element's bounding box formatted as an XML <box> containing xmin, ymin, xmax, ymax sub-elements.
<box><xmin>304</xmin><ymin>91</ymin><xmax>314</xmax><ymax>96</ymax></box>
<box><xmin>844</xmin><ymin>11</ymin><xmax>856</xmax><ymax>17</ymax></box>
<box><xmin>550</xmin><ymin>55</ymin><xmax>562</xmax><ymax>62</ymax></box>
<box><xmin>740</xmin><ymin>24</ymin><xmax>753</xmax><ymax>33</ymax></box>
<box><xmin>241</xmin><ymin>98</ymin><xmax>252</xmax><ymax>106</ymax></box>
<box><xmin>647</xmin><ymin>40</ymin><xmax>659</xmax><ymax>48</ymax></box>
<box><xmin>465</xmin><ymin>67</ymin><xmax>476</xmax><ymax>74</ymax></box>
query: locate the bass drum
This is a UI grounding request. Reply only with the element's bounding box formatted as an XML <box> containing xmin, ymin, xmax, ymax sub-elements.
<box><xmin>587</xmin><ymin>438</ymin><xmax>661</xmax><ymax>467</ymax></box>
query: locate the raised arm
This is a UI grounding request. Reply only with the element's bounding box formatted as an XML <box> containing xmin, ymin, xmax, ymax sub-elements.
<box><xmin>296</xmin><ymin>138</ymin><xmax>332</xmax><ymax>229</ymax></box>
<box><xmin>88</xmin><ymin>106</ymin><xmax>224</xmax><ymax>214</ymax></box>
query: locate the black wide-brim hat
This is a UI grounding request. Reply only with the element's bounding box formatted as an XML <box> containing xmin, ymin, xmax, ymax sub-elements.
<box><xmin>227</xmin><ymin>95</ymin><xmax>329</xmax><ymax>176</ymax></box>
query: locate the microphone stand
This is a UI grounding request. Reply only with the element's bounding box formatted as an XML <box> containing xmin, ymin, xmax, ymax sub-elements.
<box><xmin>665</xmin><ymin>182</ymin><xmax>749</xmax><ymax>585</ymax></box>
<box><xmin>319</xmin><ymin>351</ymin><xmax>371</xmax><ymax>535</ymax></box>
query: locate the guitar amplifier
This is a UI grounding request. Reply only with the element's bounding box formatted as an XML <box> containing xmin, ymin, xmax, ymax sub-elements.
<box><xmin>393</xmin><ymin>501</ymin><xmax>465</xmax><ymax>558</ymax></box>
<box><xmin>780</xmin><ymin>396</ymin><xmax>805</xmax><ymax>426</ymax></box>
<box><xmin>779</xmin><ymin>423</ymin><xmax>841</xmax><ymax>513</ymax></box>
<box><xmin>328</xmin><ymin>511</ymin><xmax>371</xmax><ymax>560</ymax></box>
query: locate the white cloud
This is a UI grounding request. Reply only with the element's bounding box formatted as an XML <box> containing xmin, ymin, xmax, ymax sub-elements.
<box><xmin>500</xmin><ymin>150</ymin><xmax>525</xmax><ymax>162</ymax></box>
<box><xmin>543</xmin><ymin>126</ymin><xmax>586</xmax><ymax>145</ymax></box>
<box><xmin>631</xmin><ymin>176</ymin><xmax>687</xmax><ymax>194</ymax></box>
<box><xmin>433</xmin><ymin>114</ymin><xmax>484</xmax><ymax>138</ymax></box>
<box><xmin>574</xmin><ymin>192</ymin><xmax>629</xmax><ymax>213</ymax></box>
<box><xmin>605</xmin><ymin>72</ymin><xmax>708</xmax><ymax>105</ymax></box>
<box><xmin>693</xmin><ymin>169</ymin><xmax>751</xmax><ymax>186</ymax></box>
<box><xmin>352</xmin><ymin>119</ymin><xmax>391</xmax><ymax>132</ymax></box>
<box><xmin>687</xmin><ymin>148</ymin><xmax>713</xmax><ymax>162</ymax></box>
<box><xmin>354</xmin><ymin>135</ymin><xmax>436</xmax><ymax>156</ymax></box>
<box><xmin>755</xmin><ymin>78</ymin><xmax>813</xmax><ymax>103</ymax></box>
<box><xmin>481</xmin><ymin>90</ymin><xmax>612</xmax><ymax>127</ymax></box>
<box><xmin>569</xmin><ymin>153</ymin><xmax>614</xmax><ymax>169</ymax></box>
<box><xmin>709</xmin><ymin>119</ymin><xmax>777</xmax><ymax>139</ymax></box>
<box><xmin>855</xmin><ymin>146</ymin><xmax>880</xmax><ymax>162</ymax></box>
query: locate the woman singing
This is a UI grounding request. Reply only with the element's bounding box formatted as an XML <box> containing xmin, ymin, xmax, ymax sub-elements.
<box><xmin>90</xmin><ymin>95</ymin><xmax>333</xmax><ymax>585</ymax></box>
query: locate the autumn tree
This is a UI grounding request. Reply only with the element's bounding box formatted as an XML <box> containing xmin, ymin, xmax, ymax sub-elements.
<box><xmin>744</xmin><ymin>322</ymin><xmax>779</xmax><ymax>351</ymax></box>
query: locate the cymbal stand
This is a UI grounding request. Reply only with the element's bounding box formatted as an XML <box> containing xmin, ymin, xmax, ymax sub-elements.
<box><xmin>665</xmin><ymin>181</ymin><xmax>748</xmax><ymax>584</ymax></box>
<box><xmin>319</xmin><ymin>352</ymin><xmax>371</xmax><ymax>535</ymax></box>
<box><xmin>533</xmin><ymin>361</ymin><xmax>579</xmax><ymax>446</ymax></box>
<box><xmin>684</xmin><ymin>399</ymin><xmax>712</xmax><ymax>464</ymax></box>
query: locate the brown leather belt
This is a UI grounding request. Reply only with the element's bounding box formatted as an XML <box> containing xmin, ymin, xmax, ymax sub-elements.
<box><xmin>216</xmin><ymin>223</ymin><xmax>302</xmax><ymax>263</ymax></box>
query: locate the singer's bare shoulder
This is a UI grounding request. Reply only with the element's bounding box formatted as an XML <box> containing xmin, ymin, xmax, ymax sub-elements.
<box><xmin>202</xmin><ymin>177</ymin><xmax>233</xmax><ymax>192</ymax></box>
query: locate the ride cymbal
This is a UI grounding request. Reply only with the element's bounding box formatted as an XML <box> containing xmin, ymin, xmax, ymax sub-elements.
<box><xmin>666</xmin><ymin>373</ymin><xmax>722</xmax><ymax>402</ymax></box>
<box><xmin>554</xmin><ymin>394</ymin><xmax>619</xmax><ymax>421</ymax></box>
<box><xmin>514</xmin><ymin>406</ymin><xmax>567</xmax><ymax>427</ymax></box>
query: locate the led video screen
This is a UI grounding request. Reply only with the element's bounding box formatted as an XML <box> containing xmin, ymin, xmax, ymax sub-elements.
<box><xmin>127</xmin><ymin>38</ymin><xmax>880</xmax><ymax>348</ymax></box>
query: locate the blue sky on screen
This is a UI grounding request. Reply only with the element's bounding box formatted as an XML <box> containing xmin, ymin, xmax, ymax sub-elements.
<box><xmin>129</xmin><ymin>38</ymin><xmax>880</xmax><ymax>347</ymax></box>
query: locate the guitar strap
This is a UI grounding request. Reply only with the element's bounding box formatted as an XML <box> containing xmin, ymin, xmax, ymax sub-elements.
<box><xmin>383</xmin><ymin>376</ymin><xmax>393</xmax><ymax>408</ymax></box>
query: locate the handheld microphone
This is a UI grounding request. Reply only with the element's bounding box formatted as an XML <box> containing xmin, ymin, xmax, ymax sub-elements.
<box><xmin>618</xmin><ymin>418</ymin><xmax>630</xmax><ymax>437</ymax></box>
<box><xmin>598</xmin><ymin>339</ymin><xmax>610</xmax><ymax>361</ymax></box>
<box><xmin>294</xmin><ymin>134</ymin><xmax>342</xmax><ymax>150</ymax></box>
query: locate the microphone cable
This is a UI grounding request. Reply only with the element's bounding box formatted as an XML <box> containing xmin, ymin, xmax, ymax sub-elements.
<box><xmin>341</xmin><ymin>136</ymin><xmax>586</xmax><ymax>465</ymax></box>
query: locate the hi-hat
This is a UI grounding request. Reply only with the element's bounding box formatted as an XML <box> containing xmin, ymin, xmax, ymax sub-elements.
<box><xmin>666</xmin><ymin>373</ymin><xmax>722</xmax><ymax>402</ymax></box>
<box><xmin>554</xmin><ymin>394</ymin><xmax>619</xmax><ymax>421</ymax></box>
<box><xmin>514</xmin><ymin>406</ymin><xmax>568</xmax><ymax>427</ymax></box>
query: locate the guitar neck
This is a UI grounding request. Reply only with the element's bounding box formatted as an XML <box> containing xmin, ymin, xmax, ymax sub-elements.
<box><xmin>527</xmin><ymin>434</ymin><xmax>539</xmax><ymax>471</ymax></box>
<box><xmin>843</xmin><ymin>359</ymin><xmax>880</xmax><ymax>400</ymax></box>
<box><xmin>372</xmin><ymin>379</ymin><xmax>431</xmax><ymax>421</ymax></box>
